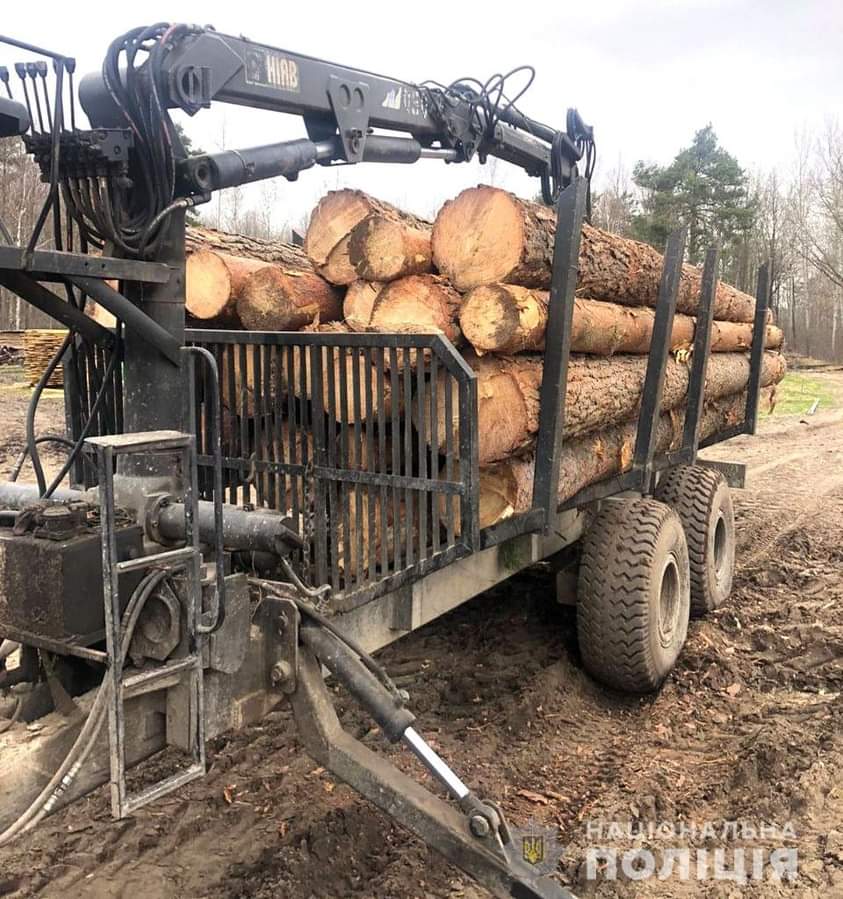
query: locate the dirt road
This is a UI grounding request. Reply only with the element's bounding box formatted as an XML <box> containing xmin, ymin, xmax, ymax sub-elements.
<box><xmin>0</xmin><ymin>371</ymin><xmax>841</xmax><ymax>898</ymax></box>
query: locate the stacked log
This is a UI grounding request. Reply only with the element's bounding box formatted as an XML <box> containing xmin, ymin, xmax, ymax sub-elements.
<box><xmin>188</xmin><ymin>185</ymin><xmax>787</xmax><ymax>557</ymax></box>
<box><xmin>476</xmin><ymin>387</ymin><xmax>777</xmax><ymax>528</ymax></box>
<box><xmin>459</xmin><ymin>287</ymin><xmax>783</xmax><ymax>356</ymax></box>
<box><xmin>432</xmin><ymin>185</ymin><xmax>758</xmax><ymax>321</ymax></box>
<box><xmin>184</xmin><ymin>226</ymin><xmax>341</xmax><ymax>329</ymax></box>
<box><xmin>426</xmin><ymin>349</ymin><xmax>787</xmax><ymax>464</ymax></box>
<box><xmin>304</xmin><ymin>190</ymin><xmax>432</xmax><ymax>285</ymax></box>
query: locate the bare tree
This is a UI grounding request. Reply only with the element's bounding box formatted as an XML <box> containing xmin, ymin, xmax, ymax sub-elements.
<box><xmin>592</xmin><ymin>160</ymin><xmax>635</xmax><ymax>237</ymax></box>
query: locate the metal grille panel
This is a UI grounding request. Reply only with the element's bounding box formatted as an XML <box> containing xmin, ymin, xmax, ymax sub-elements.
<box><xmin>186</xmin><ymin>330</ymin><xmax>479</xmax><ymax>605</ymax></box>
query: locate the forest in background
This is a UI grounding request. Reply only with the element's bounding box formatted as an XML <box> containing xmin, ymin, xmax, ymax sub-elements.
<box><xmin>593</xmin><ymin>123</ymin><xmax>843</xmax><ymax>362</ymax></box>
<box><xmin>2</xmin><ymin>121</ymin><xmax>842</xmax><ymax>362</ymax></box>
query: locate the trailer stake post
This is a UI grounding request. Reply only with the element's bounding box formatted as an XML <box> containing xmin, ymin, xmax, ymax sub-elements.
<box><xmin>531</xmin><ymin>176</ymin><xmax>587</xmax><ymax>528</ymax></box>
<box><xmin>744</xmin><ymin>262</ymin><xmax>770</xmax><ymax>435</ymax></box>
<box><xmin>679</xmin><ymin>244</ymin><xmax>719</xmax><ymax>458</ymax></box>
<box><xmin>632</xmin><ymin>227</ymin><xmax>686</xmax><ymax>492</ymax></box>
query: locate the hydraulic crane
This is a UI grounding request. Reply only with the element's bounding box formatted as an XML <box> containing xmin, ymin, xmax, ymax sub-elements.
<box><xmin>0</xmin><ymin>24</ymin><xmax>597</xmax><ymax>898</ymax></box>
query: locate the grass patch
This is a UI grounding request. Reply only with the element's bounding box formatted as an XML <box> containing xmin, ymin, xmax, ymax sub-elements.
<box><xmin>767</xmin><ymin>372</ymin><xmax>842</xmax><ymax>417</ymax></box>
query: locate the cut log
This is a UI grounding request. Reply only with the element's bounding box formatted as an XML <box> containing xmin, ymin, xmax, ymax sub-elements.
<box><xmin>459</xmin><ymin>285</ymin><xmax>784</xmax><ymax>356</ymax></box>
<box><xmin>186</xmin><ymin>250</ymin><xmax>269</xmax><ymax>322</ymax></box>
<box><xmin>237</xmin><ymin>266</ymin><xmax>342</xmax><ymax>332</ymax></box>
<box><xmin>344</xmin><ymin>281</ymin><xmax>384</xmax><ymax>331</ymax></box>
<box><xmin>320</xmin><ymin>235</ymin><xmax>359</xmax><ymax>285</ymax></box>
<box><xmin>185</xmin><ymin>226</ymin><xmax>322</xmax><ymax>327</ymax></box>
<box><xmin>305</xmin><ymin>190</ymin><xmax>431</xmax><ymax>285</ymax></box>
<box><xmin>304</xmin><ymin>191</ymin><xmax>375</xmax><ymax>279</ymax></box>
<box><xmin>368</xmin><ymin>275</ymin><xmax>462</xmax><ymax>342</ymax></box>
<box><xmin>432</xmin><ymin>185</ymin><xmax>759</xmax><ymax>322</ymax></box>
<box><xmin>348</xmin><ymin>214</ymin><xmax>433</xmax><ymax>282</ymax></box>
<box><xmin>186</xmin><ymin>226</ymin><xmax>312</xmax><ymax>266</ymax></box>
<box><xmin>427</xmin><ymin>350</ymin><xmax>787</xmax><ymax>464</ymax></box>
<box><xmin>478</xmin><ymin>388</ymin><xmax>776</xmax><ymax>528</ymax></box>
<box><xmin>709</xmin><ymin>320</ymin><xmax>783</xmax><ymax>353</ymax></box>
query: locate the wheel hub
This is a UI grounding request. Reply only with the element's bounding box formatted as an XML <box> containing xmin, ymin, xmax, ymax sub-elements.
<box><xmin>657</xmin><ymin>554</ymin><xmax>681</xmax><ymax>647</ymax></box>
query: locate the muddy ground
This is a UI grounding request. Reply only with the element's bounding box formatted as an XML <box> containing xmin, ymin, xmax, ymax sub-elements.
<box><xmin>0</xmin><ymin>366</ymin><xmax>841</xmax><ymax>898</ymax></box>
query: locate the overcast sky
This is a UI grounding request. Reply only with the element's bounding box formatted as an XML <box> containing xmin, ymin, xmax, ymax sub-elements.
<box><xmin>2</xmin><ymin>0</ymin><xmax>841</xmax><ymax>227</ymax></box>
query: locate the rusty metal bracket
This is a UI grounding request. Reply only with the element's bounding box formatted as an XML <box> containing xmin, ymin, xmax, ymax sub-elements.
<box><xmin>266</xmin><ymin>592</ymin><xmax>299</xmax><ymax>694</ymax></box>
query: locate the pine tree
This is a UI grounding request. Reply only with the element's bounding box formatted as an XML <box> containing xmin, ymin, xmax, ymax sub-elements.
<box><xmin>631</xmin><ymin>125</ymin><xmax>755</xmax><ymax>266</ymax></box>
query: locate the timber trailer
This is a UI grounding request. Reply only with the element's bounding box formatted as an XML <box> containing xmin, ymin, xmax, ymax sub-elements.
<box><xmin>0</xmin><ymin>25</ymin><xmax>768</xmax><ymax>898</ymax></box>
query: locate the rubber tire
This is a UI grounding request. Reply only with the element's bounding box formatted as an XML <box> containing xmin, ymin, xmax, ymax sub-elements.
<box><xmin>577</xmin><ymin>498</ymin><xmax>691</xmax><ymax>693</ymax></box>
<box><xmin>657</xmin><ymin>465</ymin><xmax>735</xmax><ymax>616</ymax></box>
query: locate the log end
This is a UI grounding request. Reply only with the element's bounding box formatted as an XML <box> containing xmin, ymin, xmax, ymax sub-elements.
<box><xmin>344</xmin><ymin>281</ymin><xmax>384</xmax><ymax>331</ymax></box>
<box><xmin>350</xmin><ymin>215</ymin><xmax>432</xmax><ymax>281</ymax></box>
<box><xmin>319</xmin><ymin>234</ymin><xmax>359</xmax><ymax>285</ymax></box>
<box><xmin>460</xmin><ymin>284</ymin><xmax>525</xmax><ymax>354</ymax></box>
<box><xmin>186</xmin><ymin>250</ymin><xmax>233</xmax><ymax>320</ymax></box>
<box><xmin>369</xmin><ymin>275</ymin><xmax>461</xmax><ymax>342</ymax></box>
<box><xmin>304</xmin><ymin>189</ymin><xmax>374</xmax><ymax>268</ymax></box>
<box><xmin>432</xmin><ymin>185</ymin><xmax>526</xmax><ymax>291</ymax></box>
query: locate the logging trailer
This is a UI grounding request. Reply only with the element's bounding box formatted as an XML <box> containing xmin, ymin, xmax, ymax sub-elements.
<box><xmin>0</xmin><ymin>25</ymin><xmax>769</xmax><ymax>898</ymax></box>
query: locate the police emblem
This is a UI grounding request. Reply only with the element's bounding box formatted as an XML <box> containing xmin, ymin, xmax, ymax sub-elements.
<box><xmin>511</xmin><ymin>819</ymin><xmax>563</xmax><ymax>875</ymax></box>
<box><xmin>522</xmin><ymin>832</ymin><xmax>545</xmax><ymax>865</ymax></box>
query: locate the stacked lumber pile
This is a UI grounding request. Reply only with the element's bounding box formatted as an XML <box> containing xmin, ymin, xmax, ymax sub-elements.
<box><xmin>23</xmin><ymin>329</ymin><xmax>67</xmax><ymax>387</ymax></box>
<box><xmin>185</xmin><ymin>187</ymin><xmax>786</xmax><ymax>539</ymax></box>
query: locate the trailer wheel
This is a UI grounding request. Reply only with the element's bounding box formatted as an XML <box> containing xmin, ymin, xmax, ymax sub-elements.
<box><xmin>577</xmin><ymin>498</ymin><xmax>690</xmax><ymax>693</ymax></box>
<box><xmin>657</xmin><ymin>465</ymin><xmax>735</xmax><ymax>615</ymax></box>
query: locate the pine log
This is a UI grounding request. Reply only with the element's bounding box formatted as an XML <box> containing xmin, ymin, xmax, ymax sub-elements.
<box><xmin>237</xmin><ymin>266</ymin><xmax>342</xmax><ymax>331</ymax></box>
<box><xmin>348</xmin><ymin>214</ymin><xmax>433</xmax><ymax>281</ymax></box>
<box><xmin>185</xmin><ymin>225</ymin><xmax>324</xmax><ymax>327</ymax></box>
<box><xmin>186</xmin><ymin>226</ymin><xmax>311</xmax><ymax>266</ymax></box>
<box><xmin>432</xmin><ymin>185</ymin><xmax>759</xmax><ymax>322</ymax></box>
<box><xmin>368</xmin><ymin>275</ymin><xmax>462</xmax><ymax>342</ymax></box>
<box><xmin>186</xmin><ymin>250</ymin><xmax>269</xmax><ymax>322</ymax></box>
<box><xmin>304</xmin><ymin>190</ymin><xmax>431</xmax><ymax>285</ymax></box>
<box><xmin>427</xmin><ymin>350</ymin><xmax>787</xmax><ymax>464</ymax></box>
<box><xmin>344</xmin><ymin>281</ymin><xmax>384</xmax><ymax>331</ymax></box>
<box><xmin>459</xmin><ymin>285</ymin><xmax>784</xmax><ymax>356</ymax></box>
<box><xmin>477</xmin><ymin>388</ymin><xmax>776</xmax><ymax>528</ymax></box>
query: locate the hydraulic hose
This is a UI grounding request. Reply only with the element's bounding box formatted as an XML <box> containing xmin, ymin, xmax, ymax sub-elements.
<box><xmin>25</xmin><ymin>332</ymin><xmax>73</xmax><ymax>496</ymax></box>
<box><xmin>0</xmin><ymin>568</ymin><xmax>169</xmax><ymax>846</ymax></box>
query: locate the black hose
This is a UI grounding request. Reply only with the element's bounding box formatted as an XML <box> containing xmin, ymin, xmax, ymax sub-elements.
<box><xmin>43</xmin><ymin>346</ymin><xmax>119</xmax><ymax>499</ymax></box>
<box><xmin>250</xmin><ymin>578</ymin><xmax>404</xmax><ymax>704</ymax></box>
<box><xmin>26</xmin><ymin>332</ymin><xmax>73</xmax><ymax>496</ymax></box>
<box><xmin>8</xmin><ymin>435</ymin><xmax>96</xmax><ymax>483</ymax></box>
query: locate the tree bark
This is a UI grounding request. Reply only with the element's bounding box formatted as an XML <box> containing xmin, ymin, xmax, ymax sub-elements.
<box><xmin>477</xmin><ymin>388</ymin><xmax>776</xmax><ymax>528</ymax></box>
<box><xmin>427</xmin><ymin>350</ymin><xmax>787</xmax><ymax>463</ymax></box>
<box><xmin>185</xmin><ymin>225</ymin><xmax>311</xmax><ymax>265</ymax></box>
<box><xmin>368</xmin><ymin>274</ymin><xmax>462</xmax><ymax>343</ymax></box>
<box><xmin>432</xmin><ymin>185</ymin><xmax>760</xmax><ymax>322</ymax></box>
<box><xmin>237</xmin><ymin>266</ymin><xmax>342</xmax><ymax>332</ymax></box>
<box><xmin>459</xmin><ymin>284</ymin><xmax>784</xmax><ymax>356</ymax></box>
<box><xmin>305</xmin><ymin>190</ymin><xmax>430</xmax><ymax>285</ymax></box>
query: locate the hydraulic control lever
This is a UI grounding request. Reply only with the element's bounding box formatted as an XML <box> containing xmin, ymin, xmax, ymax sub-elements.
<box><xmin>264</xmin><ymin>587</ymin><xmax>576</xmax><ymax>899</ymax></box>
